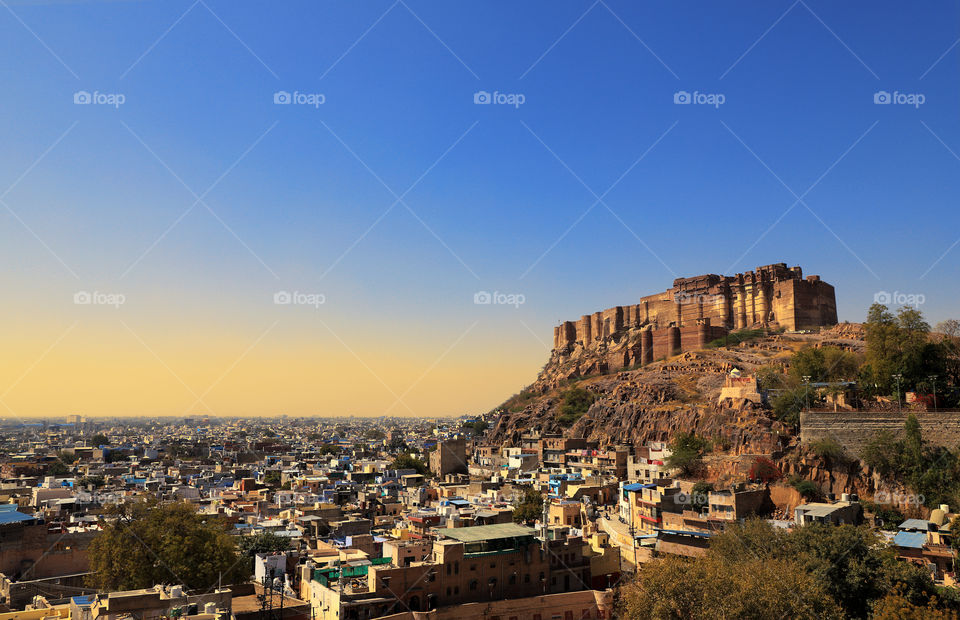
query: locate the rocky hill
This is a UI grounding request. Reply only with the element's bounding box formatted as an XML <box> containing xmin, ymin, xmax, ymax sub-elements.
<box><xmin>488</xmin><ymin>325</ymin><xmax>866</xmax><ymax>456</ymax></box>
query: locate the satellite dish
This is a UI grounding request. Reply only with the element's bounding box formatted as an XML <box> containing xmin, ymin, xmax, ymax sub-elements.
<box><xmin>730</xmin><ymin>368</ymin><xmax>742</xmax><ymax>378</ymax></box>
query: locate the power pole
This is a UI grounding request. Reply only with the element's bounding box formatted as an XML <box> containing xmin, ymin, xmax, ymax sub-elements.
<box><xmin>892</xmin><ymin>374</ymin><xmax>903</xmax><ymax>412</ymax></box>
<box><xmin>929</xmin><ymin>375</ymin><xmax>938</xmax><ymax>412</ymax></box>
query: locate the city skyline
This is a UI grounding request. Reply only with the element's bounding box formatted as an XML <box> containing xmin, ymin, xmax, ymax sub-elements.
<box><xmin>2</xmin><ymin>0</ymin><xmax>958</xmax><ymax>417</ymax></box>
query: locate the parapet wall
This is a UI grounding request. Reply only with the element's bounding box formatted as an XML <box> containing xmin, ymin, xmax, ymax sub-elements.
<box><xmin>800</xmin><ymin>411</ymin><xmax>960</xmax><ymax>455</ymax></box>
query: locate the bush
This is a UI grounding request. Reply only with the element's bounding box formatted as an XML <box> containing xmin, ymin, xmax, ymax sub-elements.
<box><xmin>749</xmin><ymin>457</ymin><xmax>781</xmax><ymax>483</ymax></box>
<box><xmin>556</xmin><ymin>386</ymin><xmax>595</xmax><ymax>425</ymax></box>
<box><xmin>809</xmin><ymin>438</ymin><xmax>849</xmax><ymax>464</ymax></box>
<box><xmin>665</xmin><ymin>433</ymin><xmax>710</xmax><ymax>476</ymax></box>
<box><xmin>506</xmin><ymin>389</ymin><xmax>537</xmax><ymax>413</ymax></box>
<box><xmin>790</xmin><ymin>477</ymin><xmax>821</xmax><ymax>500</ymax></box>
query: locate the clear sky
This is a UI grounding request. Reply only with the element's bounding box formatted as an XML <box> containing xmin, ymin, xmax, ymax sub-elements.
<box><xmin>1</xmin><ymin>0</ymin><xmax>958</xmax><ymax>418</ymax></box>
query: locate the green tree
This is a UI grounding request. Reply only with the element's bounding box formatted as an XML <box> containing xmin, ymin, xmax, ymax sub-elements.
<box><xmin>58</xmin><ymin>450</ymin><xmax>80</xmax><ymax>464</ymax></box>
<box><xmin>690</xmin><ymin>481</ymin><xmax>713</xmax><ymax>513</ymax></box>
<box><xmin>665</xmin><ymin>432</ymin><xmax>710</xmax><ymax>476</ymax></box>
<box><xmin>771</xmin><ymin>387</ymin><xmax>806</xmax><ymax>426</ymax></box>
<box><xmin>78</xmin><ymin>475</ymin><xmax>105</xmax><ymax>489</ymax></box>
<box><xmin>861</xmin><ymin>416</ymin><xmax>960</xmax><ymax>508</ymax></box>
<box><xmin>862</xmin><ymin>304</ymin><xmax>945</xmax><ymax>395</ymax></box>
<box><xmin>47</xmin><ymin>460</ymin><xmax>70</xmax><ymax>476</ymax></box>
<box><xmin>620</xmin><ymin>520</ymin><xmax>949</xmax><ymax>620</ymax></box>
<box><xmin>950</xmin><ymin>516</ymin><xmax>960</xmax><ymax>551</ymax></box>
<box><xmin>238</xmin><ymin>531</ymin><xmax>290</xmax><ymax>557</ymax></box>
<box><xmin>935</xmin><ymin>319</ymin><xmax>960</xmax><ymax>338</ymax></box>
<box><xmin>620</xmin><ymin>533</ymin><xmax>843</xmax><ymax>619</ymax></box>
<box><xmin>389</xmin><ymin>453</ymin><xmax>429</xmax><ymax>476</ymax></box>
<box><xmin>512</xmin><ymin>488</ymin><xmax>543</xmax><ymax>524</ymax></box>
<box><xmin>87</xmin><ymin>501</ymin><xmax>250</xmax><ymax>591</ymax></box>
<box><xmin>461</xmin><ymin>420</ymin><xmax>489</xmax><ymax>434</ymax></box>
<box><xmin>90</xmin><ymin>434</ymin><xmax>110</xmax><ymax>447</ymax></box>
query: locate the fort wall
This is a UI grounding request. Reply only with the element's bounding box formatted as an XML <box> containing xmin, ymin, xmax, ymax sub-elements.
<box><xmin>552</xmin><ymin>264</ymin><xmax>837</xmax><ymax>356</ymax></box>
<box><xmin>799</xmin><ymin>411</ymin><xmax>960</xmax><ymax>455</ymax></box>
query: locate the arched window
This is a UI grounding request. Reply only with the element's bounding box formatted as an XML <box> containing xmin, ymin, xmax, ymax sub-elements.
<box><xmin>408</xmin><ymin>596</ymin><xmax>420</xmax><ymax>612</ymax></box>
<box><xmin>469</xmin><ymin>580</ymin><xmax>479</xmax><ymax>591</ymax></box>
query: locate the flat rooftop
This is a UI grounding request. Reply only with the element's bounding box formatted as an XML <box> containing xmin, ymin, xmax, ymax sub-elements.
<box><xmin>438</xmin><ymin>523</ymin><xmax>535</xmax><ymax>543</ymax></box>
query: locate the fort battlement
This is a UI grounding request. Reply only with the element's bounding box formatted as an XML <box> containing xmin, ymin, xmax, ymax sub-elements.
<box><xmin>551</xmin><ymin>264</ymin><xmax>837</xmax><ymax>364</ymax></box>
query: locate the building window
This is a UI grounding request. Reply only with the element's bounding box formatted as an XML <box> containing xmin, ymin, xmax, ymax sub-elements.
<box><xmin>454</xmin><ymin>561</ymin><xmax>459</xmax><ymax>574</ymax></box>
<box><xmin>469</xmin><ymin>580</ymin><xmax>478</xmax><ymax>591</ymax></box>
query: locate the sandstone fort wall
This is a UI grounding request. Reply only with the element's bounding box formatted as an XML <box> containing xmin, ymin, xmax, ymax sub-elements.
<box><xmin>800</xmin><ymin>411</ymin><xmax>960</xmax><ymax>455</ymax></box>
<box><xmin>552</xmin><ymin>263</ymin><xmax>838</xmax><ymax>362</ymax></box>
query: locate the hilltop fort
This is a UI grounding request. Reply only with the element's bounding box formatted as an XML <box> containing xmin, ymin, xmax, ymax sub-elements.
<box><xmin>550</xmin><ymin>263</ymin><xmax>837</xmax><ymax>377</ymax></box>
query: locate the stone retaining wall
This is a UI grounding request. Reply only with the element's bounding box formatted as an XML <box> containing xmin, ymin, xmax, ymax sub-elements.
<box><xmin>799</xmin><ymin>411</ymin><xmax>960</xmax><ymax>454</ymax></box>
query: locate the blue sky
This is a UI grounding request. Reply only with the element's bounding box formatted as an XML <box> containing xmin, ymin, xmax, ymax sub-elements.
<box><xmin>0</xmin><ymin>0</ymin><xmax>958</xmax><ymax>417</ymax></box>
